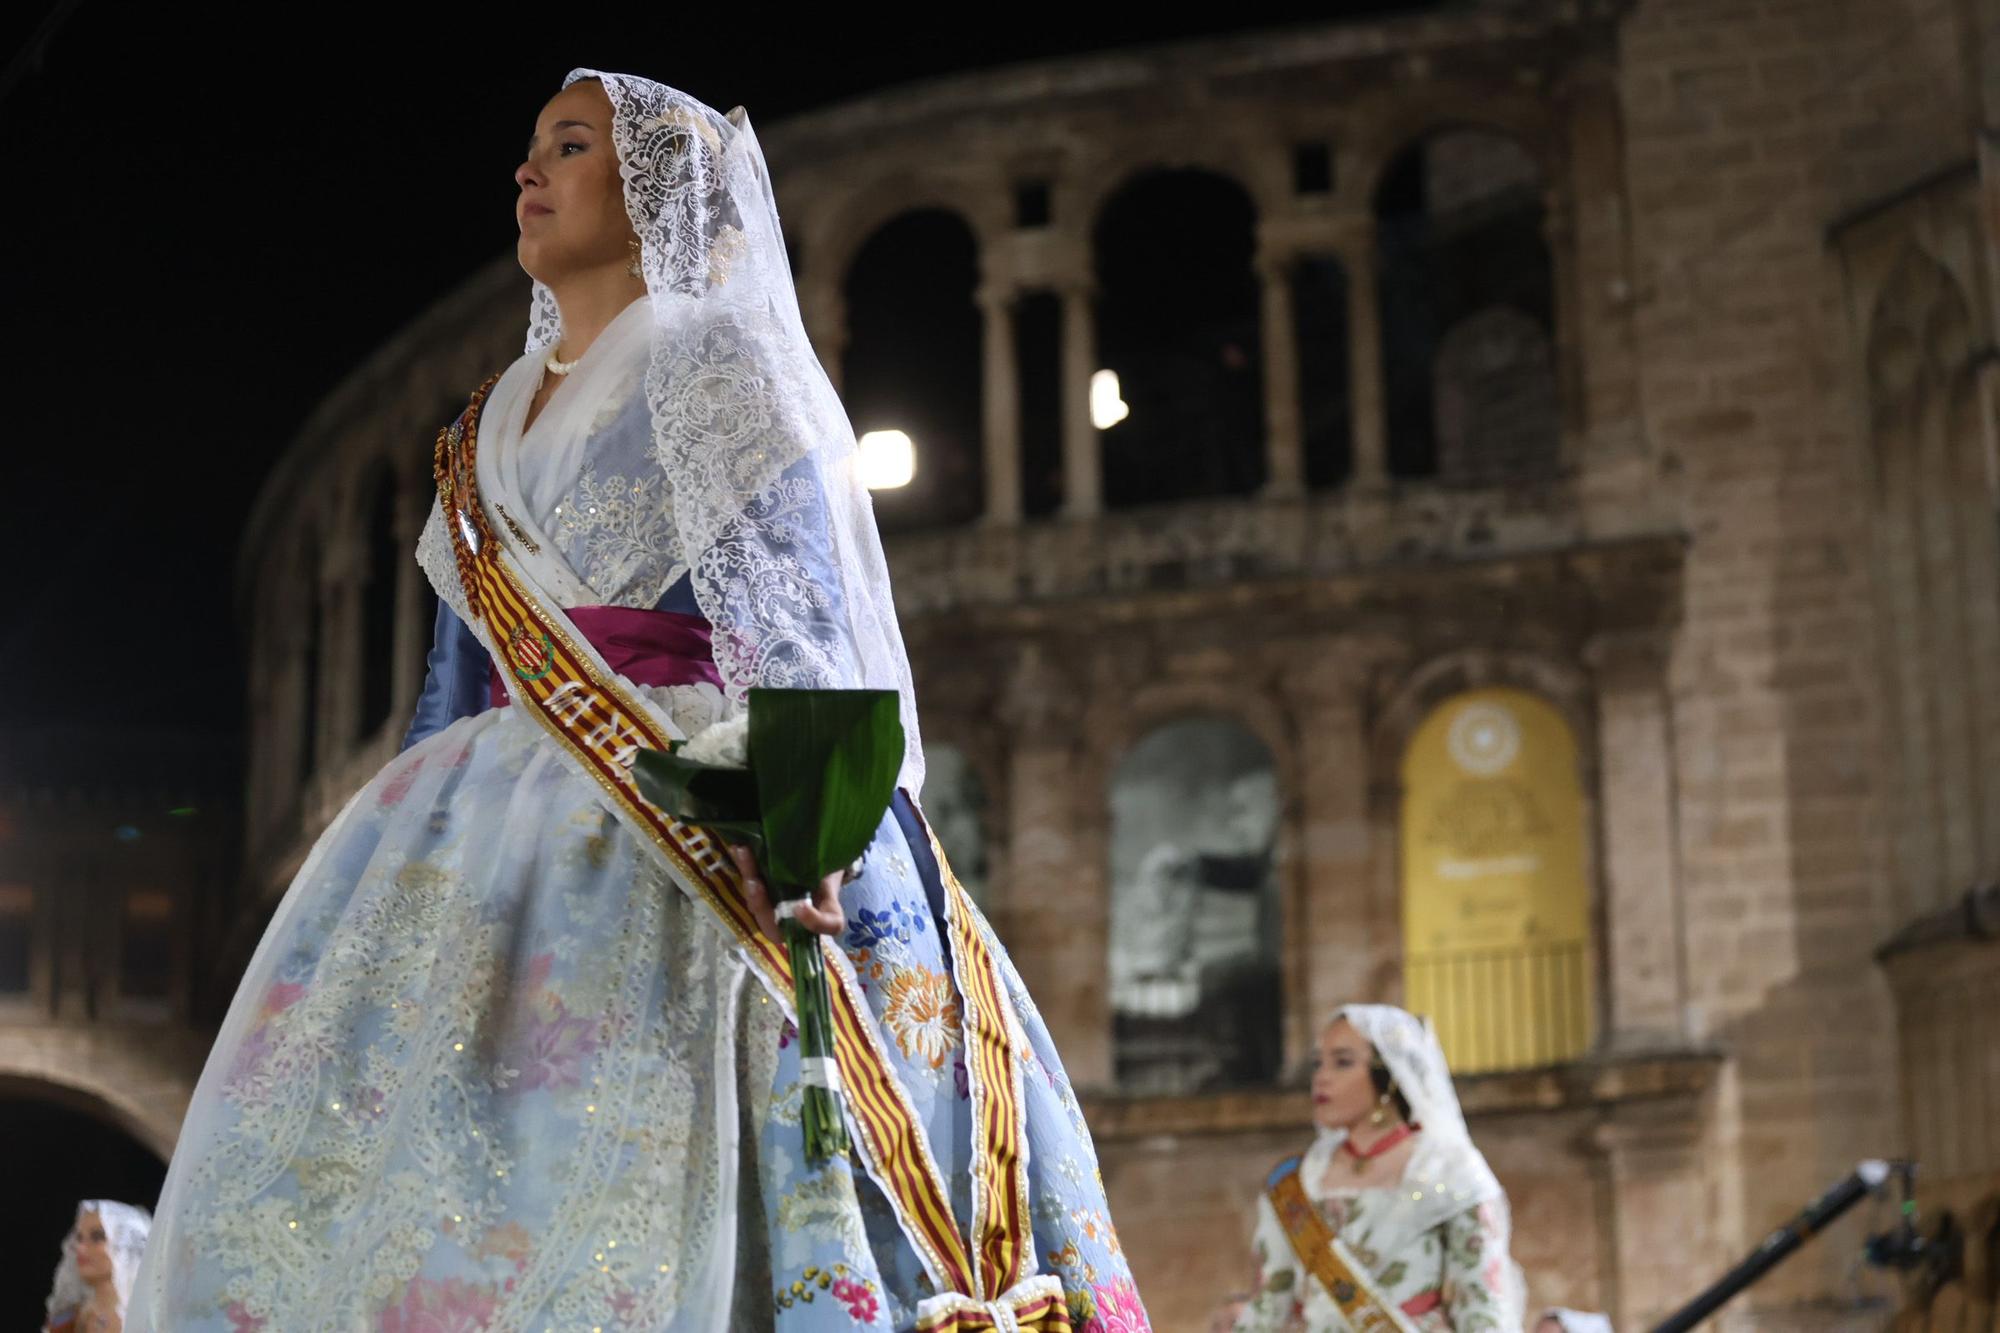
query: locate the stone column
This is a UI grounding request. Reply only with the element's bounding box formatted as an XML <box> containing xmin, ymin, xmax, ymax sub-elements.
<box><xmin>997</xmin><ymin>643</ymin><xmax>1107</xmax><ymax>1083</ymax></box>
<box><xmin>979</xmin><ymin>283</ymin><xmax>1023</xmax><ymax>525</ymax></box>
<box><xmin>1586</xmin><ymin>629</ymin><xmax>1686</xmax><ymax>1049</ymax></box>
<box><xmin>798</xmin><ymin>277</ymin><xmax>848</xmax><ymax>397</ymax></box>
<box><xmin>1561</xmin><ymin>57</ymin><xmax>1643</xmax><ymax>454</ymax></box>
<box><xmin>1281</xmin><ymin>644</ymin><xmax>1396</xmax><ymax>1068</ymax></box>
<box><xmin>1543</xmin><ymin>184</ymin><xmax>1586</xmax><ymax>459</ymax></box>
<box><xmin>1333</xmin><ymin>216</ymin><xmax>1388</xmax><ymax>488</ymax></box>
<box><xmin>243</xmin><ymin>594</ymin><xmax>280</xmax><ymax>841</ymax></box>
<box><xmin>1959</xmin><ymin>0</ymin><xmax>2000</xmax><ymax>373</ymax></box>
<box><xmin>266</xmin><ymin>570</ymin><xmax>312</xmax><ymax>842</ymax></box>
<box><xmin>1588</xmin><ymin>1098</ymin><xmax>1714</xmax><ymax>1331</ymax></box>
<box><xmin>318</xmin><ymin>532</ymin><xmax>365</xmax><ymax>783</ymax></box>
<box><xmin>1258</xmin><ymin>247</ymin><xmax>1306</xmax><ymax>499</ymax></box>
<box><xmin>1059</xmin><ymin>281</ymin><xmax>1102</xmax><ymax>518</ymax></box>
<box><xmin>391</xmin><ymin>480</ymin><xmax>431</xmax><ymax>728</ymax></box>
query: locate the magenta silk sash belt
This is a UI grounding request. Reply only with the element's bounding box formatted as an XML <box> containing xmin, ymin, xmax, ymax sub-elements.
<box><xmin>489</xmin><ymin>605</ymin><xmax>722</xmax><ymax>708</ymax></box>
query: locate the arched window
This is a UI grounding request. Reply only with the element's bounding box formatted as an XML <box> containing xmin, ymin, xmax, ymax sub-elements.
<box><xmin>0</xmin><ymin>880</ymin><xmax>32</xmax><ymax>996</ymax></box>
<box><xmin>0</xmin><ymin>1091</ymin><xmax>167</xmax><ymax>1285</ymax></box>
<box><xmin>842</xmin><ymin>210</ymin><xmax>983</xmax><ymax>530</ymax></box>
<box><xmin>117</xmin><ymin>886</ymin><xmax>175</xmax><ymax>1017</ymax></box>
<box><xmin>1293</xmin><ymin>254</ymin><xmax>1354</xmax><ymax>489</ymax></box>
<box><xmin>1015</xmin><ymin>291</ymin><xmax>1065</xmax><ymax>518</ymax></box>
<box><xmin>921</xmin><ymin>743</ymin><xmax>990</xmax><ymax>909</ymax></box>
<box><xmin>1374</xmin><ymin>129</ymin><xmax>1553</xmax><ymax>481</ymax></box>
<box><xmin>1095</xmin><ymin>170</ymin><xmax>1264</xmax><ymax>508</ymax></box>
<box><xmin>1400</xmin><ymin>687</ymin><xmax>1591</xmax><ymax>1072</ymax></box>
<box><xmin>1433</xmin><ymin>305</ymin><xmax>1558</xmax><ymax>483</ymax></box>
<box><xmin>1868</xmin><ymin>249</ymin><xmax>2000</xmax><ymax>916</ymax></box>
<box><xmin>1109</xmin><ymin>716</ymin><xmax>1280</xmax><ymax>1094</ymax></box>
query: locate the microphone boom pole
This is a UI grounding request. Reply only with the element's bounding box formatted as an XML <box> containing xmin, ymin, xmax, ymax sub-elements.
<box><xmin>1650</xmin><ymin>1160</ymin><xmax>1893</xmax><ymax>1333</ymax></box>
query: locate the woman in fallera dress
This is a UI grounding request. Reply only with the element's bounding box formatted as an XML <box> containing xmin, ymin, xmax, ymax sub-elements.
<box><xmin>129</xmin><ymin>70</ymin><xmax>1148</xmax><ymax>1333</ymax></box>
<box><xmin>42</xmin><ymin>1200</ymin><xmax>151</xmax><ymax>1333</ymax></box>
<box><xmin>1231</xmin><ymin>1005</ymin><xmax>1526</xmax><ymax>1333</ymax></box>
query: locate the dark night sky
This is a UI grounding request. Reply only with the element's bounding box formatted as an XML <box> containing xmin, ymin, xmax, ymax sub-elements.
<box><xmin>0</xmin><ymin>2</ymin><xmax>1443</xmax><ymax>740</ymax></box>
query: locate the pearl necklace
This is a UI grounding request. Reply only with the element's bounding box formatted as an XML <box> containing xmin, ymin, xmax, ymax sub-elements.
<box><xmin>544</xmin><ymin>348</ymin><xmax>581</xmax><ymax>376</ymax></box>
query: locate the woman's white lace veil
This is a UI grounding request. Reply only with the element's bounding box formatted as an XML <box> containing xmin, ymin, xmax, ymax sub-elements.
<box><xmin>1309</xmin><ymin>1004</ymin><xmax>1508</xmax><ymax>1228</ymax></box>
<box><xmin>44</xmin><ymin>1198</ymin><xmax>153</xmax><ymax>1324</ymax></box>
<box><xmin>532</xmin><ymin>69</ymin><xmax>926</xmax><ymax>792</ymax></box>
<box><xmin>1335</xmin><ymin>1003</ymin><xmax>1470</xmax><ymax>1144</ymax></box>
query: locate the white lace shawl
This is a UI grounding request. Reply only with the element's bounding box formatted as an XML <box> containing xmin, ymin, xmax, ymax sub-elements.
<box><xmin>45</xmin><ymin>1199</ymin><xmax>152</xmax><ymax>1324</ymax></box>
<box><xmin>1310</xmin><ymin>1005</ymin><xmax>1506</xmax><ymax>1236</ymax></box>
<box><xmin>422</xmin><ymin>69</ymin><xmax>925</xmax><ymax>791</ymax></box>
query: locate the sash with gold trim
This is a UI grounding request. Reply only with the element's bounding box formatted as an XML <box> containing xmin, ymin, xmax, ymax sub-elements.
<box><xmin>434</xmin><ymin>378</ymin><xmax>1064</xmax><ymax>1331</ymax></box>
<box><xmin>1266</xmin><ymin>1158</ymin><xmax>1419</xmax><ymax>1333</ymax></box>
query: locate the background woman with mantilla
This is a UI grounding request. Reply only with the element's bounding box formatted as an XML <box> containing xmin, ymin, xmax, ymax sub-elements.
<box><xmin>128</xmin><ymin>70</ymin><xmax>1148</xmax><ymax>1332</ymax></box>
<box><xmin>42</xmin><ymin>1201</ymin><xmax>151</xmax><ymax>1333</ymax></box>
<box><xmin>1231</xmin><ymin>1004</ymin><xmax>1525</xmax><ymax>1332</ymax></box>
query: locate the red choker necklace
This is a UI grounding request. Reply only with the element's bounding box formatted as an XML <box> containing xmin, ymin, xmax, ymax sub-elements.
<box><xmin>1340</xmin><ymin>1123</ymin><xmax>1418</xmax><ymax>1174</ymax></box>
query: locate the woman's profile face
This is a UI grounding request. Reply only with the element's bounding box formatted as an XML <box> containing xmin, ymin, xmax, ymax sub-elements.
<box><xmin>1311</xmin><ymin>1018</ymin><xmax>1379</xmax><ymax>1132</ymax></box>
<box><xmin>72</xmin><ymin>1210</ymin><xmax>111</xmax><ymax>1283</ymax></box>
<box><xmin>515</xmin><ymin>80</ymin><xmax>635</xmax><ymax>287</ymax></box>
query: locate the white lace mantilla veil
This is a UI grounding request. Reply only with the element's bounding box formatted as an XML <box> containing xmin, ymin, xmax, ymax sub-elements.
<box><xmin>44</xmin><ymin>1199</ymin><xmax>153</xmax><ymax>1325</ymax></box>
<box><xmin>527</xmin><ymin>68</ymin><xmax>926</xmax><ymax>791</ymax></box>
<box><xmin>1307</xmin><ymin>1004</ymin><xmax>1507</xmax><ymax>1232</ymax></box>
<box><xmin>1540</xmin><ymin>1310</ymin><xmax>1615</xmax><ymax>1333</ymax></box>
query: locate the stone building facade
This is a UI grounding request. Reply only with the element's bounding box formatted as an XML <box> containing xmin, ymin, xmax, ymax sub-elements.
<box><xmin>200</xmin><ymin>2</ymin><xmax>2000</xmax><ymax>1328</ymax></box>
<box><xmin>0</xmin><ymin>723</ymin><xmax>239</xmax><ymax>1322</ymax></box>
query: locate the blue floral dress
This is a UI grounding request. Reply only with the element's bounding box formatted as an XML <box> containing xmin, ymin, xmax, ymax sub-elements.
<box><xmin>129</xmin><ymin>315</ymin><xmax>1150</xmax><ymax>1333</ymax></box>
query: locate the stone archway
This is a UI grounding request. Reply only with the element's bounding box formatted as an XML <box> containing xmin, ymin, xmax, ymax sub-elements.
<box><xmin>0</xmin><ymin>1024</ymin><xmax>203</xmax><ymax>1161</ymax></box>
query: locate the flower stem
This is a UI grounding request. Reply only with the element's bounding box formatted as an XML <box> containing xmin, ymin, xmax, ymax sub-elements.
<box><xmin>783</xmin><ymin>915</ymin><xmax>851</xmax><ymax>1164</ymax></box>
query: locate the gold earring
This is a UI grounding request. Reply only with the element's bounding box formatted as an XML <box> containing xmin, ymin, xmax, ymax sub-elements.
<box><xmin>627</xmin><ymin>239</ymin><xmax>643</xmax><ymax>278</ymax></box>
<box><xmin>1368</xmin><ymin>1095</ymin><xmax>1390</xmax><ymax>1128</ymax></box>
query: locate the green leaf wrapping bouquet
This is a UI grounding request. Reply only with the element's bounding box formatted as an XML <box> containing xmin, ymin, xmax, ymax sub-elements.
<box><xmin>633</xmin><ymin>688</ymin><xmax>905</xmax><ymax>1163</ymax></box>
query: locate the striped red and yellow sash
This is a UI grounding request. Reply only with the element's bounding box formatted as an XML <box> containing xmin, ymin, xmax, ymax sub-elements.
<box><xmin>1266</xmin><ymin>1160</ymin><xmax>1417</xmax><ymax>1333</ymax></box>
<box><xmin>434</xmin><ymin>380</ymin><xmax>1055</xmax><ymax>1327</ymax></box>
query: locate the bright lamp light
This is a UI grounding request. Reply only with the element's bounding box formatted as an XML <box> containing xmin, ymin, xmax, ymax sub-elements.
<box><xmin>1090</xmin><ymin>369</ymin><xmax>1130</xmax><ymax>430</ymax></box>
<box><xmin>858</xmin><ymin>429</ymin><xmax>916</xmax><ymax>489</ymax></box>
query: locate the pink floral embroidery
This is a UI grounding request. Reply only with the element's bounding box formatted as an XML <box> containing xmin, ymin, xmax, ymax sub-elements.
<box><xmin>263</xmin><ymin>981</ymin><xmax>307</xmax><ymax>1015</ymax></box>
<box><xmin>1082</xmin><ymin>1277</ymin><xmax>1149</xmax><ymax>1333</ymax></box>
<box><xmin>473</xmin><ymin>1220</ymin><xmax>533</xmax><ymax>1271</ymax></box>
<box><xmin>507</xmin><ymin>995</ymin><xmax>601</xmax><ymax>1090</ymax></box>
<box><xmin>499</xmin><ymin>954</ymin><xmax>601</xmax><ymax>1091</ymax></box>
<box><xmin>377</xmin><ymin>1277</ymin><xmax>499</xmax><ymax>1333</ymax></box>
<box><xmin>224</xmin><ymin>1302</ymin><xmax>267</xmax><ymax>1332</ymax></box>
<box><xmin>523</xmin><ymin>953</ymin><xmax>554</xmax><ymax>991</ymax></box>
<box><xmin>226</xmin><ymin>982</ymin><xmax>308</xmax><ymax>1088</ymax></box>
<box><xmin>377</xmin><ymin>756</ymin><xmax>426</xmax><ymax>807</ymax></box>
<box><xmin>831</xmin><ymin>1276</ymin><xmax>879</xmax><ymax>1323</ymax></box>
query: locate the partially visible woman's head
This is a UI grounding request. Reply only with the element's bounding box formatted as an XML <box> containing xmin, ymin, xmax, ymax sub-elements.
<box><xmin>47</xmin><ymin>1199</ymin><xmax>152</xmax><ymax>1324</ymax></box>
<box><xmin>514</xmin><ymin>78</ymin><xmax>637</xmax><ymax>289</ymax></box>
<box><xmin>70</xmin><ymin>1210</ymin><xmax>111</xmax><ymax>1286</ymax></box>
<box><xmin>1538</xmin><ymin>1309</ymin><xmax>1614</xmax><ymax>1333</ymax></box>
<box><xmin>1311</xmin><ymin>1017</ymin><xmax>1412</xmax><ymax>1133</ymax></box>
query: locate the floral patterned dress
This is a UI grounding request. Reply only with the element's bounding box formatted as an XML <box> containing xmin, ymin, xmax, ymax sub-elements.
<box><xmin>1233</xmin><ymin>1140</ymin><xmax>1523</xmax><ymax>1333</ymax></box>
<box><xmin>129</xmin><ymin>308</ymin><xmax>1151</xmax><ymax>1332</ymax></box>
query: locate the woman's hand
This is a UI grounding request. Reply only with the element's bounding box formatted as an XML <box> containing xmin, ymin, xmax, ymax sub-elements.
<box><xmin>730</xmin><ymin>844</ymin><xmax>848</xmax><ymax>942</ymax></box>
